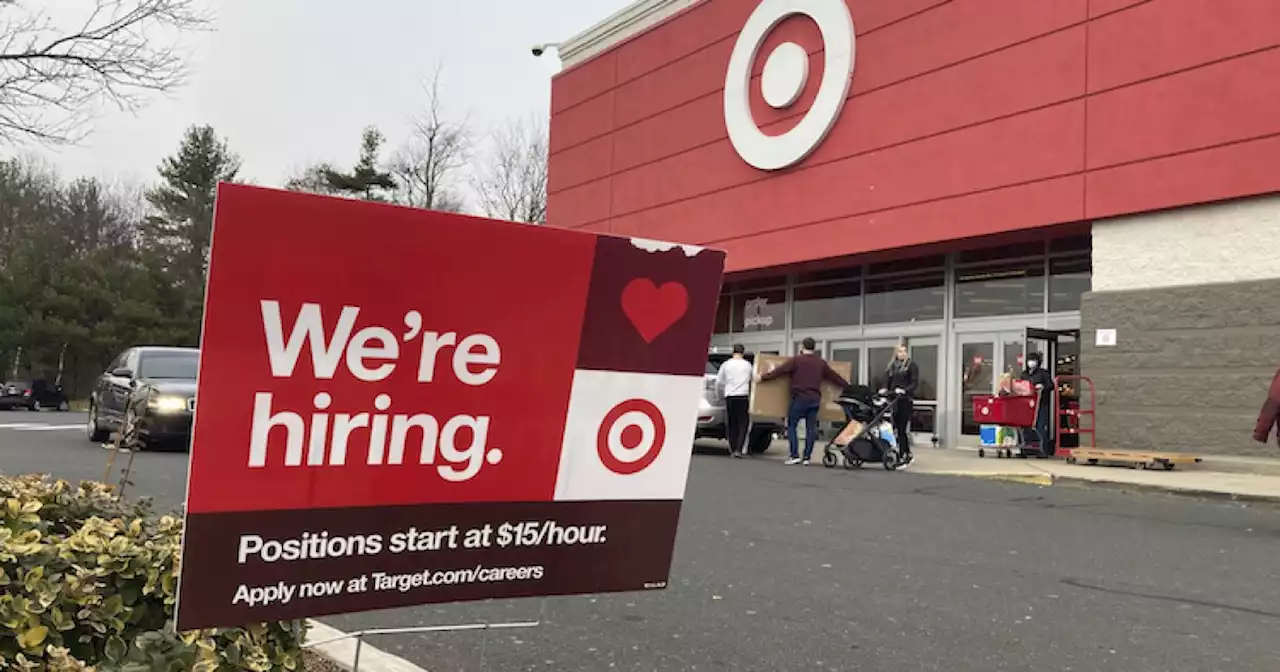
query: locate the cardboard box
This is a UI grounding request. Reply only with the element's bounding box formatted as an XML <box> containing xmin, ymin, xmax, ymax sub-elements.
<box><xmin>749</xmin><ymin>354</ymin><xmax>852</xmax><ymax>423</ymax></box>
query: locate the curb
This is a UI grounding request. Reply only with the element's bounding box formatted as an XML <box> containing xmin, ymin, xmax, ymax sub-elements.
<box><xmin>1052</xmin><ymin>476</ymin><xmax>1280</xmax><ymax>505</ymax></box>
<box><xmin>923</xmin><ymin>471</ymin><xmax>1055</xmax><ymax>487</ymax></box>
<box><xmin>306</xmin><ymin>620</ymin><xmax>427</xmax><ymax>672</ymax></box>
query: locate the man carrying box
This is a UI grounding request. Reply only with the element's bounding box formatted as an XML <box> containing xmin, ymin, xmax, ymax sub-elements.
<box><xmin>758</xmin><ymin>337</ymin><xmax>850</xmax><ymax>466</ymax></box>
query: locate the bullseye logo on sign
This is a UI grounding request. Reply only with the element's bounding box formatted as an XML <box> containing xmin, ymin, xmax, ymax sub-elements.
<box><xmin>555</xmin><ymin>370</ymin><xmax>699</xmax><ymax>501</ymax></box>
<box><xmin>724</xmin><ymin>0</ymin><xmax>856</xmax><ymax>171</ymax></box>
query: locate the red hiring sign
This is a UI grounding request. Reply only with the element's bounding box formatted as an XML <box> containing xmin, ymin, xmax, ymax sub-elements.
<box><xmin>174</xmin><ymin>185</ymin><xmax>725</xmax><ymax>630</ymax></box>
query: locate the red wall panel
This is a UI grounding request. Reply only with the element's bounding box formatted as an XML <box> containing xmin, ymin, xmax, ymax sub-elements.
<box><xmin>548</xmin><ymin>0</ymin><xmax>1280</xmax><ymax>273</ymax></box>
<box><xmin>546</xmin><ymin>179</ymin><xmax>612</xmax><ymax>230</ymax></box>
<box><xmin>719</xmin><ymin>176</ymin><xmax>1085</xmax><ymax>272</ymax></box>
<box><xmin>548</xmin><ymin>91</ymin><xmax>615</xmax><ymax>154</ymax></box>
<box><xmin>1087</xmin><ymin>48</ymin><xmax>1280</xmax><ymax>169</ymax></box>
<box><xmin>1088</xmin><ymin>0</ymin><xmax>1147</xmax><ymax>19</ymax></box>
<box><xmin>613</xmin><ymin>102</ymin><xmax>1085</xmax><ymax>245</ymax></box>
<box><xmin>550</xmin><ymin>51</ymin><xmax>616</xmax><ymax>115</ymax></box>
<box><xmin>609</xmin><ymin>30</ymin><xmax>1087</xmax><ymax>220</ymax></box>
<box><xmin>1086</xmin><ymin>135</ymin><xmax>1280</xmax><ymax>220</ymax></box>
<box><xmin>1087</xmin><ymin>0</ymin><xmax>1280</xmax><ymax>93</ymax></box>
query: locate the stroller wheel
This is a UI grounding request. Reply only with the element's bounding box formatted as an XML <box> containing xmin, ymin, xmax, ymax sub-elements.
<box><xmin>978</xmin><ymin>448</ymin><xmax>986</xmax><ymax>458</ymax></box>
<box><xmin>849</xmin><ymin>458</ymin><xmax>864</xmax><ymax>469</ymax></box>
<box><xmin>822</xmin><ymin>451</ymin><xmax>838</xmax><ymax>468</ymax></box>
<box><xmin>882</xmin><ymin>449</ymin><xmax>899</xmax><ymax>471</ymax></box>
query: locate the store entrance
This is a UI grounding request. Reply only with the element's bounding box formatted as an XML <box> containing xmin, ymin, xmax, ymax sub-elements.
<box><xmin>1026</xmin><ymin>328</ymin><xmax>1082</xmax><ymax>450</ymax></box>
<box><xmin>955</xmin><ymin>331</ymin><xmax>1027</xmax><ymax>439</ymax></box>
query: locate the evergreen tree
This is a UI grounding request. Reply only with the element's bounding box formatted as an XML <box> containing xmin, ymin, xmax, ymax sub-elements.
<box><xmin>142</xmin><ymin>125</ymin><xmax>240</xmax><ymax>288</ymax></box>
<box><xmin>324</xmin><ymin>127</ymin><xmax>397</xmax><ymax>201</ymax></box>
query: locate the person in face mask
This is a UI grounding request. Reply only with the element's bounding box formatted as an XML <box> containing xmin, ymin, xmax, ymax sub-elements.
<box><xmin>1019</xmin><ymin>352</ymin><xmax>1055</xmax><ymax>455</ymax></box>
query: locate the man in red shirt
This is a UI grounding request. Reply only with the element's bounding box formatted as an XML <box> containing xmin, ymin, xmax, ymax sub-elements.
<box><xmin>760</xmin><ymin>337</ymin><xmax>850</xmax><ymax>465</ymax></box>
<box><xmin>1253</xmin><ymin>367</ymin><xmax>1280</xmax><ymax>447</ymax></box>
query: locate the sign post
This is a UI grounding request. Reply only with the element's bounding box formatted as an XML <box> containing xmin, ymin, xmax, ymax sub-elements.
<box><xmin>174</xmin><ymin>185</ymin><xmax>725</xmax><ymax>631</ymax></box>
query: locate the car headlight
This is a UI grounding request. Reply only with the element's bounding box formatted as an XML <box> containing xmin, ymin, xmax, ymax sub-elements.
<box><xmin>149</xmin><ymin>395</ymin><xmax>189</xmax><ymax>413</ymax></box>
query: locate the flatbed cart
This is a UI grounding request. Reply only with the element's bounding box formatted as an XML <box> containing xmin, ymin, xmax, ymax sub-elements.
<box><xmin>1065</xmin><ymin>449</ymin><xmax>1203</xmax><ymax>471</ymax></box>
<box><xmin>972</xmin><ymin>392</ymin><xmax>1049</xmax><ymax>459</ymax></box>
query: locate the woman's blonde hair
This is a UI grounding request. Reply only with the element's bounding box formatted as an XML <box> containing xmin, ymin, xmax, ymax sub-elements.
<box><xmin>885</xmin><ymin>337</ymin><xmax>910</xmax><ymax>371</ymax></box>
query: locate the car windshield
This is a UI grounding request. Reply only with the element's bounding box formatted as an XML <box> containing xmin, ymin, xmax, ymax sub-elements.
<box><xmin>138</xmin><ymin>352</ymin><xmax>199</xmax><ymax>380</ymax></box>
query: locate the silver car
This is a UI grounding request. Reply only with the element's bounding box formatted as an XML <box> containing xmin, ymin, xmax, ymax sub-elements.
<box><xmin>695</xmin><ymin>348</ymin><xmax>781</xmax><ymax>454</ymax></box>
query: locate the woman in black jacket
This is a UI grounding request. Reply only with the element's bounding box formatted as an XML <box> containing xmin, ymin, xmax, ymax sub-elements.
<box><xmin>879</xmin><ymin>342</ymin><xmax>919</xmax><ymax>466</ymax></box>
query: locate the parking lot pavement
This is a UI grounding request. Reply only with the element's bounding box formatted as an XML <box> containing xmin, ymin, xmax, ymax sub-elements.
<box><xmin>4</xmin><ymin>429</ymin><xmax>1279</xmax><ymax>671</ymax></box>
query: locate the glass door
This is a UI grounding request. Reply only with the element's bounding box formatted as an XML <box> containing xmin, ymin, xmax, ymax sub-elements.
<box><xmin>954</xmin><ymin>331</ymin><xmax>1028</xmax><ymax>440</ymax></box>
<box><xmin>957</xmin><ymin>335</ymin><xmax>997</xmax><ymax>437</ymax></box>
<box><xmin>864</xmin><ymin>340</ymin><xmax>899</xmax><ymax>388</ymax></box>
<box><xmin>828</xmin><ymin>342</ymin><xmax>861</xmax><ymax>386</ymax></box>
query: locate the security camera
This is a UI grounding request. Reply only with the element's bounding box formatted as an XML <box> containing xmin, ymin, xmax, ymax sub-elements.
<box><xmin>531</xmin><ymin>42</ymin><xmax>559</xmax><ymax>58</ymax></box>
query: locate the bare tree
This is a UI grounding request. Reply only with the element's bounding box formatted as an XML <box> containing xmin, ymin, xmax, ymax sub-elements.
<box><xmin>391</xmin><ymin>65</ymin><xmax>471</xmax><ymax>212</ymax></box>
<box><xmin>284</xmin><ymin>162</ymin><xmax>339</xmax><ymax>196</ymax></box>
<box><xmin>0</xmin><ymin>0</ymin><xmax>209</xmax><ymax>145</ymax></box>
<box><xmin>472</xmin><ymin>117</ymin><xmax>548</xmax><ymax>225</ymax></box>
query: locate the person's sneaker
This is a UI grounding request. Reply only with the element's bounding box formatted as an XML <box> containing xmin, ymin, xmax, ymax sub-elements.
<box><xmin>899</xmin><ymin>453</ymin><xmax>915</xmax><ymax>469</ymax></box>
<box><xmin>802</xmin><ymin>459</ymin><xmax>811</xmax><ymax>466</ymax></box>
<box><xmin>784</xmin><ymin>457</ymin><xmax>802</xmax><ymax>465</ymax></box>
<box><xmin>731</xmin><ymin>451</ymin><xmax>743</xmax><ymax>459</ymax></box>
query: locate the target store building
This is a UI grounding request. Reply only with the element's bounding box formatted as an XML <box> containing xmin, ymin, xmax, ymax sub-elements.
<box><xmin>546</xmin><ymin>0</ymin><xmax>1280</xmax><ymax>456</ymax></box>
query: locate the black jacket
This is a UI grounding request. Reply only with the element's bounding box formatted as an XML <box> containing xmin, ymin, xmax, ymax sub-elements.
<box><xmin>882</xmin><ymin>359</ymin><xmax>919</xmax><ymax>399</ymax></box>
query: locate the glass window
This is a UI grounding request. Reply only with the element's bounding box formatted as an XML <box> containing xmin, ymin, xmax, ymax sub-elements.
<box><xmin>732</xmin><ymin>290</ymin><xmax>785</xmax><ymax>332</ymax></box>
<box><xmin>909</xmin><ymin>344</ymin><xmax>939</xmax><ymax>402</ymax></box>
<box><xmin>791</xmin><ymin>281</ymin><xmax>861</xmax><ymax>329</ymax></box>
<box><xmin>830</xmin><ymin>346</ymin><xmax>860</xmax><ymax>385</ymax></box>
<box><xmin>867</xmin><ymin>254</ymin><xmax>945</xmax><ymax>276</ymax></box>
<box><xmin>1050</xmin><ymin>234</ymin><xmax>1090</xmax><ymax>254</ymax></box>
<box><xmin>954</xmin><ymin>260</ymin><xmax>1046</xmax><ymax>318</ymax></box>
<box><xmin>958</xmin><ymin>241</ymin><xmax>1045</xmax><ymax>264</ymax></box>
<box><xmin>864</xmin><ymin>271</ymin><xmax>945</xmax><ymax>324</ymax></box>
<box><xmin>725</xmin><ymin>276</ymin><xmax>786</xmax><ymax>293</ymax></box>
<box><xmin>960</xmin><ymin>341</ymin><xmax>995</xmax><ymax>436</ymax></box>
<box><xmin>910</xmin><ymin>406</ymin><xmax>936</xmax><ymax>435</ymax></box>
<box><xmin>796</xmin><ymin>265</ymin><xmax>862</xmax><ymax>284</ymax></box>
<box><xmin>713</xmin><ymin>295</ymin><xmax>731</xmax><ymax>334</ymax></box>
<box><xmin>138</xmin><ymin>351</ymin><xmax>199</xmax><ymax>379</ymax></box>
<box><xmin>1049</xmin><ymin>255</ymin><xmax>1091</xmax><ymax>313</ymax></box>
<box><xmin>867</xmin><ymin>346</ymin><xmax>896</xmax><ymax>388</ymax></box>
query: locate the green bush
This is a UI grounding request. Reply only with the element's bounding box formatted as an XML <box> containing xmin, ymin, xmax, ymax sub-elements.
<box><xmin>0</xmin><ymin>474</ymin><xmax>307</xmax><ymax>671</ymax></box>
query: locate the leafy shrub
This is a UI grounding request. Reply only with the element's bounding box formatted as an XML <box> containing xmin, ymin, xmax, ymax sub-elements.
<box><xmin>0</xmin><ymin>474</ymin><xmax>307</xmax><ymax>671</ymax></box>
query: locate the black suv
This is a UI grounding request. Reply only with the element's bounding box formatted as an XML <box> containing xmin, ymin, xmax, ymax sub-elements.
<box><xmin>87</xmin><ymin>346</ymin><xmax>199</xmax><ymax>450</ymax></box>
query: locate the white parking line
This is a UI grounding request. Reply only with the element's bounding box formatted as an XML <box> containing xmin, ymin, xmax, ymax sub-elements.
<box><xmin>0</xmin><ymin>423</ymin><xmax>83</xmax><ymax>431</ymax></box>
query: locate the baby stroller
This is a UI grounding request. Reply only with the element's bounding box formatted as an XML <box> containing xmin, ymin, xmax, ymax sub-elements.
<box><xmin>822</xmin><ymin>384</ymin><xmax>902</xmax><ymax>471</ymax></box>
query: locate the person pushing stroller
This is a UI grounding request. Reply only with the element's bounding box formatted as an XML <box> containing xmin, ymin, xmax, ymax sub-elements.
<box><xmin>878</xmin><ymin>343</ymin><xmax>918</xmax><ymax>468</ymax></box>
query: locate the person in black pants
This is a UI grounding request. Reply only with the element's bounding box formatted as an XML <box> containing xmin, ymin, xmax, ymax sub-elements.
<box><xmin>879</xmin><ymin>342</ymin><xmax>919</xmax><ymax>467</ymax></box>
<box><xmin>716</xmin><ymin>344</ymin><xmax>755</xmax><ymax>458</ymax></box>
<box><xmin>1020</xmin><ymin>352</ymin><xmax>1056</xmax><ymax>455</ymax></box>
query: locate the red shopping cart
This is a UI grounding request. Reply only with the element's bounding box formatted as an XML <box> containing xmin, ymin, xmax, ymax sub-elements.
<box><xmin>972</xmin><ymin>392</ymin><xmax>1046</xmax><ymax>459</ymax></box>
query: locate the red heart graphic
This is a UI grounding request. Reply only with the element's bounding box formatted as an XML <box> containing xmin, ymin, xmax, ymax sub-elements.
<box><xmin>621</xmin><ymin>279</ymin><xmax>689</xmax><ymax>344</ymax></box>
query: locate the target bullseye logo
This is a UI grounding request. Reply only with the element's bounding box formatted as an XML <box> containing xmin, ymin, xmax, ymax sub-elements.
<box><xmin>596</xmin><ymin>398</ymin><xmax>667</xmax><ymax>475</ymax></box>
<box><xmin>724</xmin><ymin>0</ymin><xmax>856</xmax><ymax>171</ymax></box>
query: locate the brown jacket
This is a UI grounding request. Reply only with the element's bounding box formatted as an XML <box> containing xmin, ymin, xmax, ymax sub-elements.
<box><xmin>1253</xmin><ymin>368</ymin><xmax>1280</xmax><ymax>444</ymax></box>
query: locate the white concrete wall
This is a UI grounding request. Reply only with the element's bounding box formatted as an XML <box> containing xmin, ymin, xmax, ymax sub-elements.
<box><xmin>560</xmin><ymin>0</ymin><xmax>699</xmax><ymax>69</ymax></box>
<box><xmin>1092</xmin><ymin>195</ymin><xmax>1280</xmax><ymax>292</ymax></box>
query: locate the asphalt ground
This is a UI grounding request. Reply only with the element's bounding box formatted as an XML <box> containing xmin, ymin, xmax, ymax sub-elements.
<box><xmin>3</xmin><ymin>410</ymin><xmax>1279</xmax><ymax>671</ymax></box>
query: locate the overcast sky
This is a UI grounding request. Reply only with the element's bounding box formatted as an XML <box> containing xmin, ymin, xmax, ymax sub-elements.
<box><xmin>37</xmin><ymin>0</ymin><xmax>630</xmax><ymax>187</ymax></box>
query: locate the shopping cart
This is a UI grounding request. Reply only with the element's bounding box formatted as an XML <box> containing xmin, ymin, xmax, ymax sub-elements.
<box><xmin>972</xmin><ymin>392</ymin><xmax>1046</xmax><ymax>459</ymax></box>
